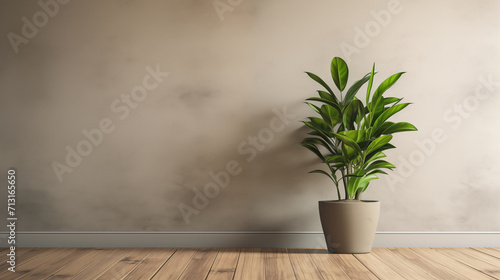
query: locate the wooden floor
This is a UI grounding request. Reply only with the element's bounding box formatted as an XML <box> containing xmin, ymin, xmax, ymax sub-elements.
<box><xmin>1</xmin><ymin>247</ymin><xmax>499</xmax><ymax>279</ymax></box>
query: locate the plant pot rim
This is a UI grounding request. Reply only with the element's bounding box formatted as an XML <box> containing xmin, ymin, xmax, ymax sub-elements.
<box><xmin>319</xmin><ymin>200</ymin><xmax>379</xmax><ymax>204</ymax></box>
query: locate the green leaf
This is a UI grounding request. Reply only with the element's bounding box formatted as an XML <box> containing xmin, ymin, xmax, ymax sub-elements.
<box><xmin>365</xmin><ymin>160</ymin><xmax>395</xmax><ymax>172</ymax></box>
<box><xmin>318</xmin><ymin>90</ymin><xmax>340</xmax><ymax>105</ymax></box>
<box><xmin>306</xmin><ymin>72</ymin><xmax>334</xmax><ymax>95</ymax></box>
<box><xmin>318</xmin><ymin>90</ymin><xmax>334</xmax><ymax>101</ymax></box>
<box><xmin>365</xmin><ymin>143</ymin><xmax>395</xmax><ymax>162</ymax></box>
<box><xmin>373</xmin><ymin>121</ymin><xmax>394</xmax><ymax>137</ymax></box>
<box><xmin>347</xmin><ymin>172</ymin><xmax>378</xmax><ymax>198</ymax></box>
<box><xmin>305</xmin><ymin>102</ymin><xmax>320</xmax><ymax>114</ymax></box>
<box><xmin>325</xmin><ymin>155</ymin><xmax>345</xmax><ymax>164</ymax></box>
<box><xmin>318</xmin><ymin>90</ymin><xmax>332</xmax><ymax>100</ymax></box>
<box><xmin>366</xmin><ymin>63</ymin><xmax>376</xmax><ymax>105</ymax></box>
<box><xmin>308</xmin><ymin>117</ymin><xmax>329</xmax><ymax>131</ymax></box>
<box><xmin>373</xmin><ymin>103</ymin><xmax>411</xmax><ymax>131</ymax></box>
<box><xmin>384</xmin><ymin>97</ymin><xmax>401</xmax><ymax>105</ymax></box>
<box><xmin>367</xmin><ymin>100</ymin><xmax>386</xmax><ymax>128</ymax></box>
<box><xmin>367</xmin><ymin>169</ymin><xmax>389</xmax><ymax>176</ymax></box>
<box><xmin>359</xmin><ymin>174</ymin><xmax>379</xmax><ymax>193</ymax></box>
<box><xmin>303</xmin><ymin>121</ymin><xmax>322</xmax><ymax>134</ymax></box>
<box><xmin>377</xmin><ymin>143</ymin><xmax>396</xmax><ymax>152</ymax></box>
<box><xmin>382</xmin><ymin>122</ymin><xmax>418</xmax><ymax>134</ymax></box>
<box><xmin>329</xmin><ymin>170</ymin><xmax>338</xmax><ymax>182</ymax></box>
<box><xmin>306</xmin><ymin>129</ymin><xmax>335</xmax><ymax>151</ymax></box>
<box><xmin>331</xmin><ymin>161</ymin><xmax>346</xmax><ymax>168</ymax></box>
<box><xmin>338</xmin><ymin>130</ymin><xmax>363</xmax><ymax>160</ymax></box>
<box><xmin>306</xmin><ymin>97</ymin><xmax>342</xmax><ymax>112</ymax></box>
<box><xmin>342</xmin><ymin>99</ymin><xmax>364</xmax><ymax>130</ymax></box>
<box><xmin>309</xmin><ymin>169</ymin><xmax>334</xmax><ymax>181</ymax></box>
<box><xmin>338</xmin><ymin>130</ymin><xmax>359</xmax><ymax>141</ymax></box>
<box><xmin>357</xmin><ymin>139</ymin><xmax>371</xmax><ymax>150</ymax></box>
<box><xmin>344</xmin><ymin>72</ymin><xmax>371</xmax><ymax>104</ymax></box>
<box><xmin>319</xmin><ymin>105</ymin><xmax>341</xmax><ymax>128</ymax></box>
<box><xmin>363</xmin><ymin>152</ymin><xmax>387</xmax><ymax>162</ymax></box>
<box><xmin>331</xmin><ymin>57</ymin><xmax>349</xmax><ymax>92</ymax></box>
<box><xmin>345</xmin><ymin>173</ymin><xmax>363</xmax><ymax>179</ymax></box>
<box><xmin>332</xmin><ymin>132</ymin><xmax>362</xmax><ymax>156</ymax></box>
<box><xmin>371</xmin><ymin>72</ymin><xmax>405</xmax><ymax>108</ymax></box>
<box><xmin>363</xmin><ymin>151</ymin><xmax>386</xmax><ymax>166</ymax></box>
<box><xmin>303</xmin><ymin>120</ymin><xmax>334</xmax><ymax>148</ymax></box>
<box><xmin>301</xmin><ymin>143</ymin><xmax>325</xmax><ymax>161</ymax></box>
<box><xmin>356</xmin><ymin>129</ymin><xmax>366</xmax><ymax>142</ymax></box>
<box><xmin>302</xmin><ymin>137</ymin><xmax>335</xmax><ymax>154</ymax></box>
<box><xmin>366</xmin><ymin>135</ymin><xmax>393</xmax><ymax>156</ymax></box>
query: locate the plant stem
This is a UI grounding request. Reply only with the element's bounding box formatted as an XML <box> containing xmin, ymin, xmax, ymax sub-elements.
<box><xmin>327</xmin><ymin>164</ymin><xmax>341</xmax><ymax>200</ymax></box>
<box><xmin>341</xmin><ymin>169</ymin><xmax>349</xmax><ymax>200</ymax></box>
<box><xmin>335</xmin><ymin>182</ymin><xmax>341</xmax><ymax>201</ymax></box>
<box><xmin>355</xmin><ymin>189</ymin><xmax>362</xmax><ymax>200</ymax></box>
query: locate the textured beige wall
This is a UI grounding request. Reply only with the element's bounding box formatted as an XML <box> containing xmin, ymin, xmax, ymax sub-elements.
<box><xmin>1</xmin><ymin>0</ymin><xmax>499</xmax><ymax>231</ymax></box>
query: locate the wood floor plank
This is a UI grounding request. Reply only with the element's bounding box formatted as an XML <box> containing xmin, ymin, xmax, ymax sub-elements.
<box><xmin>152</xmin><ymin>248</ymin><xmax>197</xmax><ymax>279</ymax></box>
<box><xmin>206</xmin><ymin>248</ymin><xmax>240</xmax><ymax>280</ymax></box>
<box><xmin>8</xmin><ymin>248</ymin><xmax>32</xmax><ymax>253</ymax></box>
<box><xmin>2</xmin><ymin>248</ymin><xmax>75</xmax><ymax>280</ymax></box>
<box><xmin>287</xmin><ymin>248</ymin><xmax>324</xmax><ymax>280</ymax></box>
<box><xmin>71</xmin><ymin>248</ymin><xmax>136</xmax><ymax>280</ymax></box>
<box><xmin>178</xmin><ymin>248</ymin><xmax>218</xmax><ymax>280</ymax></box>
<box><xmin>123</xmin><ymin>248</ymin><xmax>176</xmax><ymax>280</ymax></box>
<box><xmin>330</xmin><ymin>253</ymin><xmax>378</xmax><ymax>280</ymax></box>
<box><xmin>3</xmin><ymin>247</ymin><xmax>500</xmax><ymax>279</ymax></box>
<box><xmin>95</xmin><ymin>247</ymin><xmax>154</xmax><ymax>279</ymax></box>
<box><xmin>46</xmin><ymin>248</ymin><xmax>119</xmax><ymax>279</ymax></box>
<box><xmin>389</xmin><ymin>248</ymin><xmax>468</xmax><ymax>280</ymax></box>
<box><xmin>437</xmin><ymin>248</ymin><xmax>500</xmax><ymax>278</ymax></box>
<box><xmin>263</xmin><ymin>248</ymin><xmax>295</xmax><ymax>280</ymax></box>
<box><xmin>474</xmin><ymin>248</ymin><xmax>500</xmax><ymax>259</ymax></box>
<box><xmin>0</xmin><ymin>248</ymin><xmax>44</xmax><ymax>273</ymax></box>
<box><xmin>371</xmin><ymin>248</ymin><xmax>439</xmax><ymax>280</ymax></box>
<box><xmin>411</xmin><ymin>248</ymin><xmax>494</xmax><ymax>280</ymax></box>
<box><xmin>460</xmin><ymin>248</ymin><xmax>500</xmax><ymax>268</ymax></box>
<box><xmin>354</xmin><ymin>249</ymin><xmax>406</xmax><ymax>280</ymax></box>
<box><xmin>233</xmin><ymin>248</ymin><xmax>266</xmax><ymax>280</ymax></box>
<box><xmin>308</xmin><ymin>249</ymin><xmax>350</xmax><ymax>280</ymax></box>
<box><xmin>17</xmin><ymin>248</ymin><xmax>90</xmax><ymax>280</ymax></box>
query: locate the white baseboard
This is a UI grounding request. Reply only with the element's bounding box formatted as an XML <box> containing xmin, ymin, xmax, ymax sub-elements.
<box><xmin>1</xmin><ymin>231</ymin><xmax>499</xmax><ymax>247</ymax></box>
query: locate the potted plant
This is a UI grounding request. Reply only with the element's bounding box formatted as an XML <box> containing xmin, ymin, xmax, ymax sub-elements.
<box><xmin>301</xmin><ymin>57</ymin><xmax>417</xmax><ymax>253</ymax></box>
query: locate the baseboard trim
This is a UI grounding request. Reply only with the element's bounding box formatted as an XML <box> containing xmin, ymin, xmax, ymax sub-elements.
<box><xmin>1</xmin><ymin>231</ymin><xmax>499</xmax><ymax>247</ymax></box>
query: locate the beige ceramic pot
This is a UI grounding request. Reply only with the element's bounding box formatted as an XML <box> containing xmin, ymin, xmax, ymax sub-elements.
<box><xmin>319</xmin><ymin>200</ymin><xmax>380</xmax><ymax>254</ymax></box>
